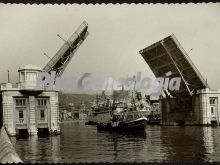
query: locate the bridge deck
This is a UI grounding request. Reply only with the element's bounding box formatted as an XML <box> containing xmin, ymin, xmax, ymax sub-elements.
<box><xmin>139</xmin><ymin>34</ymin><xmax>208</xmax><ymax>97</ymax></box>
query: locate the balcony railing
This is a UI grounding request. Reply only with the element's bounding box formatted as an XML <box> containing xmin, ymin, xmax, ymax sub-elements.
<box><xmin>39</xmin><ymin>118</ymin><xmax>46</xmax><ymax>122</ymax></box>
<box><xmin>16</xmin><ymin>119</ymin><xmax>27</xmax><ymax>129</ymax></box>
<box><xmin>37</xmin><ymin>122</ymin><xmax>48</xmax><ymax>128</ymax></box>
<box><xmin>18</xmin><ymin>118</ymin><xmax>24</xmax><ymax>123</ymax></box>
<box><xmin>211</xmin><ymin>116</ymin><xmax>216</xmax><ymax>120</ymax></box>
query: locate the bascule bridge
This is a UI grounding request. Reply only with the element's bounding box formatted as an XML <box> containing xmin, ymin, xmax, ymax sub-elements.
<box><xmin>139</xmin><ymin>34</ymin><xmax>220</xmax><ymax>125</ymax></box>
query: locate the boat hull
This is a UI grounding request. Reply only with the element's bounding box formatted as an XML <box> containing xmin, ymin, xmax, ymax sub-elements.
<box><xmin>97</xmin><ymin>118</ymin><xmax>147</xmax><ymax>132</ymax></box>
<box><xmin>85</xmin><ymin>121</ymin><xmax>98</xmax><ymax>125</ymax></box>
<box><xmin>147</xmin><ymin>119</ymin><xmax>160</xmax><ymax>125</ymax></box>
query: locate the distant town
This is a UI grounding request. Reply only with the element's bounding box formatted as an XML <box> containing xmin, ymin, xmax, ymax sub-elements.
<box><xmin>59</xmin><ymin>91</ymin><xmax>160</xmax><ymax>122</ymax></box>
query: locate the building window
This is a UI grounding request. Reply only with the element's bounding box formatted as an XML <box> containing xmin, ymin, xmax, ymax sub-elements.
<box><xmin>18</xmin><ymin>110</ymin><xmax>24</xmax><ymax>123</ymax></box>
<box><xmin>34</xmin><ymin>73</ymin><xmax>37</xmax><ymax>81</ymax></box>
<box><xmin>211</xmin><ymin>107</ymin><xmax>214</xmax><ymax>115</ymax></box>
<box><xmin>20</xmin><ymin>72</ymin><xmax>25</xmax><ymax>82</ymax></box>
<box><xmin>37</xmin><ymin>98</ymin><xmax>48</xmax><ymax>122</ymax></box>
<box><xmin>15</xmin><ymin>98</ymin><xmax>27</xmax><ymax>124</ymax></box>
<box><xmin>25</xmin><ymin>72</ymin><xmax>37</xmax><ymax>81</ymax></box>
<box><xmin>37</xmin><ymin>99</ymin><xmax>47</xmax><ymax>106</ymax></box>
<box><xmin>19</xmin><ymin>110</ymin><xmax>23</xmax><ymax>119</ymax></box>
<box><xmin>210</xmin><ymin>98</ymin><xmax>216</xmax><ymax>105</ymax></box>
<box><xmin>25</xmin><ymin>72</ymin><xmax>29</xmax><ymax>81</ymax></box>
<box><xmin>15</xmin><ymin>99</ymin><xmax>26</xmax><ymax>107</ymax></box>
<box><xmin>40</xmin><ymin>109</ymin><xmax>45</xmax><ymax>119</ymax></box>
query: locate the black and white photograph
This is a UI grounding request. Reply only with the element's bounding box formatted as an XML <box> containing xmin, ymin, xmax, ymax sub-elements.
<box><xmin>0</xmin><ymin>3</ymin><xmax>220</xmax><ymax>163</ymax></box>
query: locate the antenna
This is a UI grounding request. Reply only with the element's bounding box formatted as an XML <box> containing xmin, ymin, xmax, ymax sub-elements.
<box><xmin>187</xmin><ymin>48</ymin><xmax>193</xmax><ymax>55</ymax></box>
<box><xmin>57</xmin><ymin>34</ymin><xmax>73</xmax><ymax>48</ymax></box>
<box><xmin>7</xmin><ymin>70</ymin><xmax>10</xmax><ymax>83</ymax></box>
<box><xmin>44</xmin><ymin>53</ymin><xmax>52</xmax><ymax>60</ymax></box>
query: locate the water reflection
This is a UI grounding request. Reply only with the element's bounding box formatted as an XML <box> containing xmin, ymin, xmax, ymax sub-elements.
<box><xmin>159</xmin><ymin>126</ymin><xmax>207</xmax><ymax>161</ymax></box>
<box><xmin>11</xmin><ymin>135</ymin><xmax>61</xmax><ymax>163</ymax></box>
<box><xmin>58</xmin><ymin>122</ymin><xmax>147</xmax><ymax>162</ymax></box>
<box><xmin>203</xmin><ymin>127</ymin><xmax>220</xmax><ymax>162</ymax></box>
<box><xmin>11</xmin><ymin>122</ymin><xmax>220</xmax><ymax>163</ymax></box>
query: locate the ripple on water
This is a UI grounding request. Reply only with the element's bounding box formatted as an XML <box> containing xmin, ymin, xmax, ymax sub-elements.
<box><xmin>12</xmin><ymin>122</ymin><xmax>220</xmax><ymax>163</ymax></box>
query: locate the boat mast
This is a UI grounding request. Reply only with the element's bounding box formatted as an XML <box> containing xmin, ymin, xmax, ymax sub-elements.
<box><xmin>122</xmin><ymin>85</ymin><xmax>125</xmax><ymax>108</ymax></box>
<box><xmin>132</xmin><ymin>79</ymin><xmax>137</xmax><ymax>110</ymax></box>
<box><xmin>96</xmin><ymin>92</ymin><xmax>99</xmax><ymax>109</ymax></box>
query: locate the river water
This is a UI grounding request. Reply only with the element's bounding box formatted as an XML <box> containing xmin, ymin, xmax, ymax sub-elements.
<box><xmin>11</xmin><ymin>121</ymin><xmax>220</xmax><ymax>163</ymax></box>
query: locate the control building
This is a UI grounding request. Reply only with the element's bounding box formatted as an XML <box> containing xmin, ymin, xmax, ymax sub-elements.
<box><xmin>0</xmin><ymin>64</ymin><xmax>60</xmax><ymax>136</ymax></box>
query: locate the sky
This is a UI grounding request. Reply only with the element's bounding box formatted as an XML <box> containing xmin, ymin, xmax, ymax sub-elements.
<box><xmin>0</xmin><ymin>3</ymin><xmax>220</xmax><ymax>93</ymax></box>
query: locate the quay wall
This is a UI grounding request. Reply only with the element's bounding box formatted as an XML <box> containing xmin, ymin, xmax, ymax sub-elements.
<box><xmin>0</xmin><ymin>127</ymin><xmax>22</xmax><ymax>163</ymax></box>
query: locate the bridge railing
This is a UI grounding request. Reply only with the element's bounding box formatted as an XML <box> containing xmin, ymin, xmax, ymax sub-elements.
<box><xmin>0</xmin><ymin>127</ymin><xmax>23</xmax><ymax>163</ymax></box>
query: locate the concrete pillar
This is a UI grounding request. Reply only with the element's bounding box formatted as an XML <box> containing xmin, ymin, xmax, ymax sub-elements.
<box><xmin>199</xmin><ymin>93</ymin><xmax>205</xmax><ymax>124</ymax></box>
<box><xmin>29</xmin><ymin>96</ymin><xmax>37</xmax><ymax>135</ymax></box>
<box><xmin>217</xmin><ymin>96</ymin><xmax>220</xmax><ymax>124</ymax></box>
<box><xmin>159</xmin><ymin>99</ymin><xmax>163</xmax><ymax>124</ymax></box>
<box><xmin>49</xmin><ymin>92</ymin><xmax>60</xmax><ymax>133</ymax></box>
<box><xmin>0</xmin><ymin>92</ymin><xmax>3</xmax><ymax>128</ymax></box>
<box><xmin>192</xmin><ymin>95</ymin><xmax>200</xmax><ymax>125</ymax></box>
<box><xmin>200</xmin><ymin>91</ymin><xmax>209</xmax><ymax>125</ymax></box>
<box><xmin>2</xmin><ymin>93</ymin><xmax>16</xmax><ymax>136</ymax></box>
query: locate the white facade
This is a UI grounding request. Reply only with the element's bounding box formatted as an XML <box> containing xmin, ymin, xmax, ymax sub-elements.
<box><xmin>0</xmin><ymin>65</ymin><xmax>60</xmax><ymax>136</ymax></box>
<box><xmin>193</xmin><ymin>88</ymin><xmax>220</xmax><ymax>125</ymax></box>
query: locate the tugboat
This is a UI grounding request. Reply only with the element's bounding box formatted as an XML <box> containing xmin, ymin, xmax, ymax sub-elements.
<box><xmin>97</xmin><ymin>101</ymin><xmax>148</xmax><ymax>132</ymax></box>
<box><xmin>97</xmin><ymin>88</ymin><xmax>148</xmax><ymax>132</ymax></box>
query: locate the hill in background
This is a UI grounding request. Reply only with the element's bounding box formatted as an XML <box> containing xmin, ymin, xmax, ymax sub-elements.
<box><xmin>58</xmin><ymin>92</ymin><xmax>96</xmax><ymax>108</ymax></box>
